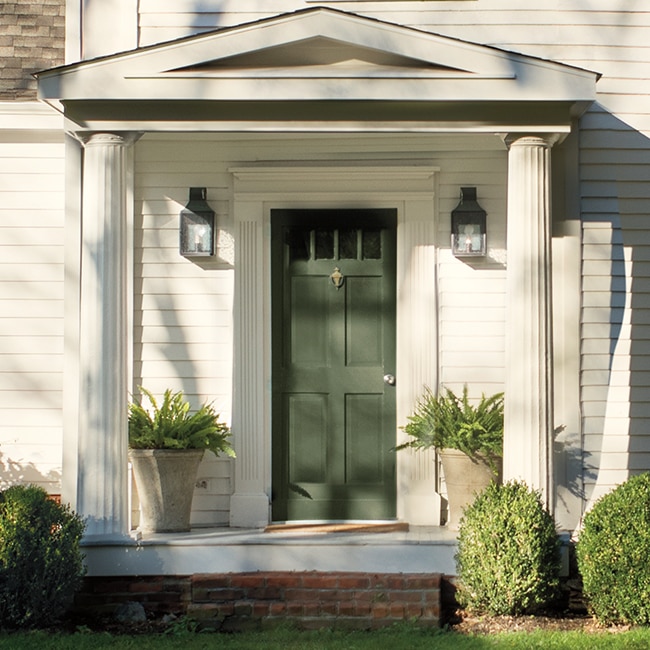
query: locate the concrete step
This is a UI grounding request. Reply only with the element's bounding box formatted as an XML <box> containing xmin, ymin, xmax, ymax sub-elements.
<box><xmin>82</xmin><ymin>525</ymin><xmax>458</xmax><ymax>577</ymax></box>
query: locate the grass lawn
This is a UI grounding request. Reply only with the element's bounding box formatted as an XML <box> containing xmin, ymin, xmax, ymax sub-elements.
<box><xmin>2</xmin><ymin>626</ymin><xmax>650</xmax><ymax>650</ymax></box>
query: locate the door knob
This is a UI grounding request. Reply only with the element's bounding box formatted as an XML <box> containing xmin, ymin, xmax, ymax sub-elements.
<box><xmin>383</xmin><ymin>374</ymin><xmax>396</xmax><ymax>386</ymax></box>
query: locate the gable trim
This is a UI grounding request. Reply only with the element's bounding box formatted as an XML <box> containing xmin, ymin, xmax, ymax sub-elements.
<box><xmin>36</xmin><ymin>7</ymin><xmax>598</xmax><ymax>132</ymax></box>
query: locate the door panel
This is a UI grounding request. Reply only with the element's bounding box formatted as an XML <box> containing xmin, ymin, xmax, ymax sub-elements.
<box><xmin>288</xmin><ymin>394</ymin><xmax>328</xmax><ymax>483</ymax></box>
<box><xmin>272</xmin><ymin>209</ymin><xmax>397</xmax><ymax>521</ymax></box>
<box><xmin>346</xmin><ymin>276</ymin><xmax>382</xmax><ymax>366</ymax></box>
<box><xmin>346</xmin><ymin>393</ymin><xmax>384</xmax><ymax>483</ymax></box>
<box><xmin>291</xmin><ymin>277</ymin><xmax>329</xmax><ymax>365</ymax></box>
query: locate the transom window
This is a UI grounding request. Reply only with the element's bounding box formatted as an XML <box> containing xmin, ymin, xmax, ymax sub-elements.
<box><xmin>287</xmin><ymin>227</ymin><xmax>382</xmax><ymax>262</ymax></box>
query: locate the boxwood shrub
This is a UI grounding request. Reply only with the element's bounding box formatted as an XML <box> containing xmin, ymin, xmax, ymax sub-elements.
<box><xmin>577</xmin><ymin>472</ymin><xmax>650</xmax><ymax>625</ymax></box>
<box><xmin>0</xmin><ymin>485</ymin><xmax>86</xmax><ymax>629</ymax></box>
<box><xmin>455</xmin><ymin>480</ymin><xmax>561</xmax><ymax>615</ymax></box>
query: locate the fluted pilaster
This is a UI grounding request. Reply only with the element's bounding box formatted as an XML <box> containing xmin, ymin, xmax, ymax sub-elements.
<box><xmin>230</xmin><ymin>212</ymin><xmax>270</xmax><ymax>528</ymax></box>
<box><xmin>396</xmin><ymin>212</ymin><xmax>441</xmax><ymax>524</ymax></box>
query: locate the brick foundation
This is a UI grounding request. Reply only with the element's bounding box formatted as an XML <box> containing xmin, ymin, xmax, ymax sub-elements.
<box><xmin>76</xmin><ymin>571</ymin><xmax>442</xmax><ymax>630</ymax></box>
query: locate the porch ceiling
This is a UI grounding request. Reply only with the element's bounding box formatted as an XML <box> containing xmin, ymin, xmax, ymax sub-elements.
<box><xmin>36</xmin><ymin>7</ymin><xmax>599</xmax><ymax>133</ymax></box>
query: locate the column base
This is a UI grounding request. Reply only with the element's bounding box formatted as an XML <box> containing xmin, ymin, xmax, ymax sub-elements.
<box><xmin>400</xmin><ymin>488</ymin><xmax>443</xmax><ymax>526</ymax></box>
<box><xmin>81</xmin><ymin>532</ymin><xmax>134</xmax><ymax>545</ymax></box>
<box><xmin>229</xmin><ymin>492</ymin><xmax>270</xmax><ymax>528</ymax></box>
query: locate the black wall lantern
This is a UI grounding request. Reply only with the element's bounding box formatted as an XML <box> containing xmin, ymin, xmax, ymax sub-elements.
<box><xmin>451</xmin><ymin>187</ymin><xmax>487</xmax><ymax>257</ymax></box>
<box><xmin>179</xmin><ymin>187</ymin><xmax>215</xmax><ymax>257</ymax></box>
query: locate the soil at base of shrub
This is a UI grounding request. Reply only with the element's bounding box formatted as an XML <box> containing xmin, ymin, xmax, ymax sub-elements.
<box><xmin>72</xmin><ymin>611</ymin><xmax>623</xmax><ymax>636</ymax></box>
<box><xmin>451</xmin><ymin>610</ymin><xmax>630</xmax><ymax>635</ymax></box>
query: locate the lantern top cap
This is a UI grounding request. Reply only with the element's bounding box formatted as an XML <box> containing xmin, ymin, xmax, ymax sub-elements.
<box><xmin>453</xmin><ymin>186</ymin><xmax>486</xmax><ymax>216</ymax></box>
<box><xmin>183</xmin><ymin>187</ymin><xmax>213</xmax><ymax>216</ymax></box>
<box><xmin>460</xmin><ymin>187</ymin><xmax>477</xmax><ymax>201</ymax></box>
<box><xmin>189</xmin><ymin>187</ymin><xmax>206</xmax><ymax>201</ymax></box>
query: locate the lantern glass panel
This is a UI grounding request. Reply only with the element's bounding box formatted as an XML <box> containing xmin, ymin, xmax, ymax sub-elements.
<box><xmin>452</xmin><ymin>221</ymin><xmax>486</xmax><ymax>256</ymax></box>
<box><xmin>451</xmin><ymin>187</ymin><xmax>487</xmax><ymax>257</ymax></box>
<box><xmin>180</xmin><ymin>212</ymin><xmax>214</xmax><ymax>256</ymax></box>
<box><xmin>179</xmin><ymin>187</ymin><xmax>215</xmax><ymax>257</ymax></box>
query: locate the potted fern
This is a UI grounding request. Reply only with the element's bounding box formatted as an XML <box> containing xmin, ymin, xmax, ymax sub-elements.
<box><xmin>398</xmin><ymin>385</ymin><xmax>503</xmax><ymax>528</ymax></box>
<box><xmin>128</xmin><ymin>387</ymin><xmax>235</xmax><ymax>533</ymax></box>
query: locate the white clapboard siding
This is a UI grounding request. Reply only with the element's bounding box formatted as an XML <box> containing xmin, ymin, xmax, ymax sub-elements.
<box><xmin>436</xmin><ymin>148</ymin><xmax>507</xmax><ymax>396</ymax></box>
<box><xmin>0</xmin><ymin>132</ymin><xmax>65</xmax><ymax>495</ymax></box>
<box><xmin>192</xmin><ymin>456</ymin><xmax>234</xmax><ymax>527</ymax></box>
<box><xmin>135</xmin><ymin>343</ymin><xmax>231</xmax><ymax>362</ymax></box>
<box><xmin>439</xmin><ymin>306</ymin><xmax>504</xmax><ymax>323</ymax></box>
<box><xmin>134</xmin><ymin>325</ymin><xmax>226</xmax><ymax>344</ymax></box>
<box><xmin>581</xmin><ymin>219</ymin><xmax>631</xmax><ymax>503</ymax></box>
<box><xmin>441</xmin><ymin>335</ymin><xmax>505</xmax><ymax>354</ymax></box>
<box><xmin>135</xmin><ymin>360</ymin><xmax>232</xmax><ymax>380</ymax></box>
<box><xmin>138</xmin><ymin>310</ymin><xmax>232</xmax><ymax>328</ymax></box>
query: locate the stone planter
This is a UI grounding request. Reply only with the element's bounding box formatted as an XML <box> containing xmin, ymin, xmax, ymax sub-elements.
<box><xmin>129</xmin><ymin>448</ymin><xmax>204</xmax><ymax>533</ymax></box>
<box><xmin>439</xmin><ymin>448</ymin><xmax>502</xmax><ymax>529</ymax></box>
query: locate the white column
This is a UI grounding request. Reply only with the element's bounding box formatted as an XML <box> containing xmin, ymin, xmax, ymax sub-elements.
<box><xmin>77</xmin><ymin>132</ymin><xmax>138</xmax><ymax>539</ymax></box>
<box><xmin>503</xmin><ymin>134</ymin><xmax>559</xmax><ymax>508</ymax></box>
<box><xmin>229</xmin><ymin>211</ymin><xmax>271</xmax><ymax>528</ymax></box>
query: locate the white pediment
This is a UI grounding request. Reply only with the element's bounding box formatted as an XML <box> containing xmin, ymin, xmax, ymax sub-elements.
<box><xmin>36</xmin><ymin>7</ymin><xmax>598</xmax><ymax>131</ymax></box>
<box><xmin>170</xmin><ymin>36</ymin><xmax>461</xmax><ymax>77</ymax></box>
<box><xmin>122</xmin><ymin>7</ymin><xmax>521</xmax><ymax>80</ymax></box>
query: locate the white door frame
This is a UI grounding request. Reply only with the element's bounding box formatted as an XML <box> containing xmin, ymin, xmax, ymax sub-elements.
<box><xmin>228</xmin><ymin>164</ymin><xmax>442</xmax><ymax>527</ymax></box>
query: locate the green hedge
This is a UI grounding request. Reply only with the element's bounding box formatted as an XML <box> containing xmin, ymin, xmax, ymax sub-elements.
<box><xmin>455</xmin><ymin>480</ymin><xmax>561</xmax><ymax>615</ymax></box>
<box><xmin>577</xmin><ymin>472</ymin><xmax>650</xmax><ymax>625</ymax></box>
<box><xmin>0</xmin><ymin>485</ymin><xmax>86</xmax><ymax>629</ymax></box>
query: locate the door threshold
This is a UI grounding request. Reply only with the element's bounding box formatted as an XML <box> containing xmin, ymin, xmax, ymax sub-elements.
<box><xmin>264</xmin><ymin>521</ymin><xmax>409</xmax><ymax>534</ymax></box>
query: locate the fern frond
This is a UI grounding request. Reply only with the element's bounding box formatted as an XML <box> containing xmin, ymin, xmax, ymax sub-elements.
<box><xmin>128</xmin><ymin>387</ymin><xmax>235</xmax><ymax>458</ymax></box>
<box><xmin>399</xmin><ymin>385</ymin><xmax>503</xmax><ymax>458</ymax></box>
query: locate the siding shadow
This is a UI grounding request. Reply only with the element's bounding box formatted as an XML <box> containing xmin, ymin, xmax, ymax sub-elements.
<box><xmin>0</xmin><ymin>451</ymin><xmax>62</xmax><ymax>494</ymax></box>
<box><xmin>580</xmin><ymin>105</ymin><xmax>650</xmax><ymax>511</ymax></box>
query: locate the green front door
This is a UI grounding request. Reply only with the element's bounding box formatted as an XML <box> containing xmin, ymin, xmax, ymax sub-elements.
<box><xmin>271</xmin><ymin>209</ymin><xmax>397</xmax><ymax>521</ymax></box>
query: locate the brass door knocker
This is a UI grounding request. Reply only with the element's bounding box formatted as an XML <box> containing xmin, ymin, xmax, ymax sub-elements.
<box><xmin>330</xmin><ymin>267</ymin><xmax>344</xmax><ymax>290</ymax></box>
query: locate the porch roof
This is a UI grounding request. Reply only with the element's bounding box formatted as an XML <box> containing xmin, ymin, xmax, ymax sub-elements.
<box><xmin>35</xmin><ymin>7</ymin><xmax>599</xmax><ymax>133</ymax></box>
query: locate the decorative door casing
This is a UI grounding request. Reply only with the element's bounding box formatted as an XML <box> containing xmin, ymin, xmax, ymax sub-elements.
<box><xmin>229</xmin><ymin>165</ymin><xmax>440</xmax><ymax>528</ymax></box>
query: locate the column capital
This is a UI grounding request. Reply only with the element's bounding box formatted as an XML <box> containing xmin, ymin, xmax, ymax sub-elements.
<box><xmin>73</xmin><ymin>131</ymin><xmax>143</xmax><ymax>147</ymax></box>
<box><xmin>499</xmin><ymin>133</ymin><xmax>565</xmax><ymax>149</ymax></box>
